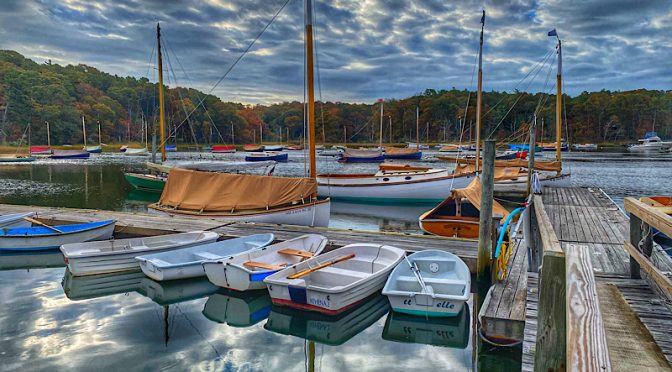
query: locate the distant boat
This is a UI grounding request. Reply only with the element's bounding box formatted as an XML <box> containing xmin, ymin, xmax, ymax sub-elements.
<box><xmin>407</xmin><ymin>142</ymin><xmax>430</xmax><ymax>150</ymax></box>
<box><xmin>203</xmin><ymin>234</ymin><xmax>328</xmax><ymax>291</ymax></box>
<box><xmin>61</xmin><ymin>231</ymin><xmax>220</xmax><ymax>276</ymax></box>
<box><xmin>286</xmin><ymin>146</ymin><xmax>303</xmax><ymax>151</ymax></box>
<box><xmin>438</xmin><ymin>144</ymin><xmax>469</xmax><ymax>153</ymax></box>
<box><xmin>0</xmin><ymin>154</ymin><xmax>36</xmax><ymax>163</ymax></box>
<box><xmin>382</xmin><ymin>250</ymin><xmax>470</xmax><ymax>317</ymax></box>
<box><xmin>243</xmin><ymin>144</ymin><xmax>264</xmax><ymax>152</ymax></box>
<box><xmin>50</xmin><ymin>150</ymin><xmax>90</xmax><ymax>159</ymax></box>
<box><xmin>627</xmin><ymin>132</ymin><xmax>671</xmax><ymax>153</ymax></box>
<box><xmin>507</xmin><ymin>144</ymin><xmax>542</xmax><ymax>152</ymax></box>
<box><xmin>0</xmin><ymin>212</ymin><xmax>36</xmax><ymax>229</ymax></box>
<box><xmin>136</xmin><ymin>233</ymin><xmax>275</xmax><ymax>281</ymax></box>
<box><xmin>337</xmin><ymin>148</ymin><xmax>385</xmax><ymax>163</ymax></box>
<box><xmin>165</xmin><ymin>144</ymin><xmax>177</xmax><ymax>152</ymax></box>
<box><xmin>264</xmin><ymin>243</ymin><xmax>405</xmax><ymax>315</ymax></box>
<box><xmin>539</xmin><ymin>141</ymin><xmax>569</xmax><ymax>152</ymax></box>
<box><xmin>0</xmin><ymin>220</ymin><xmax>115</xmax><ymax>251</ymax></box>
<box><xmin>85</xmin><ymin>145</ymin><xmax>102</xmax><ymax>153</ymax></box>
<box><xmin>119</xmin><ymin>145</ymin><xmax>128</xmax><ymax>152</ymax></box>
<box><xmin>263</xmin><ymin>145</ymin><xmax>284</xmax><ymax>151</ymax></box>
<box><xmin>245</xmin><ymin>151</ymin><xmax>288</xmax><ymax>162</ymax></box>
<box><xmin>124</xmin><ymin>147</ymin><xmax>149</xmax><ymax>155</ymax></box>
<box><xmin>30</xmin><ymin>146</ymin><xmax>52</xmax><ymax>155</ymax></box>
<box><xmin>318</xmin><ymin>148</ymin><xmax>342</xmax><ymax>157</ymax></box>
<box><xmin>572</xmin><ymin>143</ymin><xmax>598</xmax><ymax>151</ymax></box>
<box><xmin>211</xmin><ymin>145</ymin><xmax>236</xmax><ymax>153</ymax></box>
<box><xmin>384</xmin><ymin>147</ymin><xmax>422</xmax><ymax>160</ymax></box>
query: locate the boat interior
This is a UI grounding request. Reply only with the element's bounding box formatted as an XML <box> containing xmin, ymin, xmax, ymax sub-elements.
<box><xmin>387</xmin><ymin>257</ymin><xmax>468</xmax><ymax>297</ymax></box>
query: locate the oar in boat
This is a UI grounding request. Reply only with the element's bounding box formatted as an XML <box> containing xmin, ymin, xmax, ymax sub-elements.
<box><xmin>404</xmin><ymin>255</ymin><xmax>428</xmax><ymax>293</ymax></box>
<box><xmin>287</xmin><ymin>254</ymin><xmax>355</xmax><ymax>279</ymax></box>
<box><xmin>23</xmin><ymin>216</ymin><xmax>63</xmax><ymax>233</ymax></box>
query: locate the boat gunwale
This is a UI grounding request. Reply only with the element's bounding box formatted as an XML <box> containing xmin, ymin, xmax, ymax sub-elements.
<box><xmin>148</xmin><ymin>198</ymin><xmax>330</xmax><ymax>217</ymax></box>
<box><xmin>0</xmin><ymin>220</ymin><xmax>115</xmax><ymax>239</ymax></box>
<box><xmin>317</xmin><ymin>173</ymin><xmax>476</xmax><ymax>188</ymax></box>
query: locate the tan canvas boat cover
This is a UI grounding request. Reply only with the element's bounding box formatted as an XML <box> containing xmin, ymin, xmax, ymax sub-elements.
<box><xmin>438</xmin><ymin>156</ymin><xmax>561</xmax><ymax>172</ymax></box>
<box><xmin>157</xmin><ymin>168</ymin><xmax>316</xmax><ymax>212</ymax></box>
<box><xmin>454</xmin><ymin>164</ymin><xmax>526</xmax><ymax>181</ymax></box>
<box><xmin>342</xmin><ymin>148</ymin><xmax>383</xmax><ymax>158</ymax></box>
<box><xmin>452</xmin><ymin>177</ymin><xmax>510</xmax><ymax>219</ymax></box>
<box><xmin>384</xmin><ymin>147</ymin><xmax>419</xmax><ymax>155</ymax></box>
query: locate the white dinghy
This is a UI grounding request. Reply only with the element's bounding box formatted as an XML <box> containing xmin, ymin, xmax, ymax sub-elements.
<box><xmin>382</xmin><ymin>250</ymin><xmax>470</xmax><ymax>317</ymax></box>
<box><xmin>264</xmin><ymin>243</ymin><xmax>405</xmax><ymax>315</ymax></box>
<box><xmin>0</xmin><ymin>212</ymin><xmax>36</xmax><ymax>229</ymax></box>
<box><xmin>61</xmin><ymin>231</ymin><xmax>220</xmax><ymax>277</ymax></box>
<box><xmin>203</xmin><ymin>234</ymin><xmax>328</xmax><ymax>292</ymax></box>
<box><xmin>136</xmin><ymin>233</ymin><xmax>275</xmax><ymax>281</ymax></box>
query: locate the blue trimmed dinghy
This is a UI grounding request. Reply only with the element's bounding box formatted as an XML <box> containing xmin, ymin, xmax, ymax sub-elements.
<box><xmin>203</xmin><ymin>234</ymin><xmax>328</xmax><ymax>291</ymax></box>
<box><xmin>0</xmin><ymin>212</ymin><xmax>36</xmax><ymax>229</ymax></box>
<box><xmin>0</xmin><ymin>220</ymin><xmax>115</xmax><ymax>251</ymax></box>
<box><xmin>136</xmin><ymin>233</ymin><xmax>275</xmax><ymax>281</ymax></box>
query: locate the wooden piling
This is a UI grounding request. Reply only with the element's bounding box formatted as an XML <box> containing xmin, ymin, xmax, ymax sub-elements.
<box><xmin>477</xmin><ymin>139</ymin><xmax>495</xmax><ymax>288</ymax></box>
<box><xmin>629</xmin><ymin>214</ymin><xmax>643</xmax><ymax>279</ymax></box>
<box><xmin>527</xmin><ymin>117</ymin><xmax>536</xmax><ymax>195</ymax></box>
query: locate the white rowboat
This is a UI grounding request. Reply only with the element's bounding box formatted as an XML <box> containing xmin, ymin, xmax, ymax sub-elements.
<box><xmin>203</xmin><ymin>234</ymin><xmax>328</xmax><ymax>291</ymax></box>
<box><xmin>0</xmin><ymin>212</ymin><xmax>36</xmax><ymax>229</ymax></box>
<box><xmin>382</xmin><ymin>250</ymin><xmax>470</xmax><ymax>317</ymax></box>
<box><xmin>61</xmin><ymin>231</ymin><xmax>220</xmax><ymax>276</ymax></box>
<box><xmin>264</xmin><ymin>243</ymin><xmax>405</xmax><ymax>315</ymax></box>
<box><xmin>136</xmin><ymin>233</ymin><xmax>275</xmax><ymax>281</ymax></box>
<box><xmin>0</xmin><ymin>220</ymin><xmax>115</xmax><ymax>251</ymax></box>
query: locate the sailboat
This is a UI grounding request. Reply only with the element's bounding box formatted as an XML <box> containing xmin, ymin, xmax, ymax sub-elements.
<box><xmin>148</xmin><ymin>7</ymin><xmax>330</xmax><ymax>227</ymax></box>
<box><xmin>52</xmin><ymin>117</ymin><xmax>90</xmax><ymax>159</ymax></box>
<box><xmin>124</xmin><ymin>116</ymin><xmax>149</xmax><ymax>155</ymax></box>
<box><xmin>338</xmin><ymin>99</ymin><xmax>385</xmax><ymax>163</ymax></box>
<box><xmin>84</xmin><ymin>119</ymin><xmax>103</xmax><ymax>153</ymax></box>
<box><xmin>384</xmin><ymin>106</ymin><xmax>422</xmax><ymax>160</ymax></box>
<box><xmin>30</xmin><ymin>121</ymin><xmax>52</xmax><ymax>155</ymax></box>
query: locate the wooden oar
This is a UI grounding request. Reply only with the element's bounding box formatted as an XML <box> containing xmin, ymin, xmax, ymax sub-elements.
<box><xmin>23</xmin><ymin>217</ymin><xmax>63</xmax><ymax>233</ymax></box>
<box><xmin>287</xmin><ymin>253</ymin><xmax>355</xmax><ymax>279</ymax></box>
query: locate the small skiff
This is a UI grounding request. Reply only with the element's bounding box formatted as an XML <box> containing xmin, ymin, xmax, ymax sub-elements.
<box><xmin>243</xmin><ymin>144</ymin><xmax>264</xmax><ymax>152</ymax></box>
<box><xmin>0</xmin><ymin>220</ymin><xmax>115</xmax><ymax>251</ymax></box>
<box><xmin>136</xmin><ymin>233</ymin><xmax>275</xmax><ymax>281</ymax></box>
<box><xmin>124</xmin><ymin>147</ymin><xmax>149</xmax><ymax>155</ymax></box>
<box><xmin>203</xmin><ymin>234</ymin><xmax>328</xmax><ymax>291</ymax></box>
<box><xmin>245</xmin><ymin>151</ymin><xmax>288</xmax><ymax>162</ymax></box>
<box><xmin>61</xmin><ymin>231</ymin><xmax>220</xmax><ymax>276</ymax></box>
<box><xmin>264</xmin><ymin>243</ymin><xmax>405</xmax><ymax>315</ymax></box>
<box><xmin>382</xmin><ymin>250</ymin><xmax>470</xmax><ymax>317</ymax></box>
<box><xmin>0</xmin><ymin>212</ymin><xmax>36</xmax><ymax>229</ymax></box>
<box><xmin>211</xmin><ymin>145</ymin><xmax>236</xmax><ymax>153</ymax></box>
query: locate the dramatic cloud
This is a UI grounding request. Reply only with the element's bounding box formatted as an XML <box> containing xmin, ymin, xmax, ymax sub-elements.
<box><xmin>0</xmin><ymin>0</ymin><xmax>670</xmax><ymax>103</ymax></box>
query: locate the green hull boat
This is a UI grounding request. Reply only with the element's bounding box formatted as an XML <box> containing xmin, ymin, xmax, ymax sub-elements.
<box><xmin>124</xmin><ymin>173</ymin><xmax>166</xmax><ymax>193</ymax></box>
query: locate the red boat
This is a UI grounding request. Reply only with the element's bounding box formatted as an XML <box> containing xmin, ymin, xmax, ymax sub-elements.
<box><xmin>211</xmin><ymin>145</ymin><xmax>236</xmax><ymax>153</ymax></box>
<box><xmin>286</xmin><ymin>146</ymin><xmax>304</xmax><ymax>151</ymax></box>
<box><xmin>30</xmin><ymin>146</ymin><xmax>51</xmax><ymax>155</ymax></box>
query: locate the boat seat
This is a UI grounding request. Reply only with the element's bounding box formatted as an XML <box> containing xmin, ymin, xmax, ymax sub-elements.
<box><xmin>146</xmin><ymin>258</ymin><xmax>171</xmax><ymax>267</ymax></box>
<box><xmin>243</xmin><ymin>261</ymin><xmax>286</xmax><ymax>270</ymax></box>
<box><xmin>396</xmin><ymin>275</ymin><xmax>466</xmax><ymax>293</ymax></box>
<box><xmin>278</xmin><ymin>248</ymin><xmax>314</xmax><ymax>258</ymax></box>
<box><xmin>193</xmin><ymin>252</ymin><xmax>221</xmax><ymax>260</ymax></box>
<box><xmin>317</xmin><ymin>266</ymin><xmax>369</xmax><ymax>279</ymax></box>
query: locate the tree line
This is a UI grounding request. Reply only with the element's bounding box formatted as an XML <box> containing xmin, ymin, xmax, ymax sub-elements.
<box><xmin>1</xmin><ymin>50</ymin><xmax>670</xmax><ymax>147</ymax></box>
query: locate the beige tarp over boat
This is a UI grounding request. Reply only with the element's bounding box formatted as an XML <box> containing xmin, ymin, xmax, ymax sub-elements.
<box><xmin>155</xmin><ymin>168</ymin><xmax>316</xmax><ymax>213</ymax></box>
<box><xmin>452</xmin><ymin>177</ymin><xmax>510</xmax><ymax>219</ymax></box>
<box><xmin>384</xmin><ymin>147</ymin><xmax>419</xmax><ymax>155</ymax></box>
<box><xmin>454</xmin><ymin>164</ymin><xmax>526</xmax><ymax>182</ymax></box>
<box><xmin>437</xmin><ymin>156</ymin><xmax>562</xmax><ymax>172</ymax></box>
<box><xmin>342</xmin><ymin>148</ymin><xmax>383</xmax><ymax>158</ymax></box>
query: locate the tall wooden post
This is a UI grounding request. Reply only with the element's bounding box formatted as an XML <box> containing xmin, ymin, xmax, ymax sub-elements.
<box><xmin>305</xmin><ymin>0</ymin><xmax>317</xmax><ymax>178</ymax></box>
<box><xmin>45</xmin><ymin>121</ymin><xmax>51</xmax><ymax>148</ymax></box>
<box><xmin>527</xmin><ymin>115</ymin><xmax>537</xmax><ymax>195</ymax></box>
<box><xmin>629</xmin><ymin>215</ymin><xmax>643</xmax><ymax>279</ymax></box>
<box><xmin>474</xmin><ymin>10</ymin><xmax>485</xmax><ymax>173</ymax></box>
<box><xmin>378</xmin><ymin>99</ymin><xmax>384</xmax><ymax>150</ymax></box>
<box><xmin>82</xmin><ymin>116</ymin><xmax>87</xmax><ymax>147</ymax></box>
<box><xmin>477</xmin><ymin>139</ymin><xmax>495</xmax><ymax>290</ymax></box>
<box><xmin>157</xmin><ymin>23</ymin><xmax>166</xmax><ymax>162</ymax></box>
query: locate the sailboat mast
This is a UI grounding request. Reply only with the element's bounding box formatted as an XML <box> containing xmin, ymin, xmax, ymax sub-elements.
<box><xmin>82</xmin><ymin>116</ymin><xmax>87</xmax><ymax>147</ymax></box>
<box><xmin>475</xmin><ymin>10</ymin><xmax>485</xmax><ymax>173</ymax></box>
<box><xmin>97</xmin><ymin>120</ymin><xmax>101</xmax><ymax>146</ymax></box>
<box><xmin>416</xmin><ymin>106</ymin><xmax>419</xmax><ymax>149</ymax></box>
<box><xmin>157</xmin><ymin>23</ymin><xmax>167</xmax><ymax>162</ymax></box>
<box><xmin>45</xmin><ymin>121</ymin><xmax>51</xmax><ymax>147</ymax></box>
<box><xmin>555</xmin><ymin>34</ymin><xmax>562</xmax><ymax>167</ymax></box>
<box><xmin>306</xmin><ymin>0</ymin><xmax>317</xmax><ymax>178</ymax></box>
<box><xmin>231</xmin><ymin>122</ymin><xmax>235</xmax><ymax>144</ymax></box>
<box><xmin>388</xmin><ymin>116</ymin><xmax>392</xmax><ymax>144</ymax></box>
<box><xmin>379</xmin><ymin>99</ymin><xmax>383</xmax><ymax>149</ymax></box>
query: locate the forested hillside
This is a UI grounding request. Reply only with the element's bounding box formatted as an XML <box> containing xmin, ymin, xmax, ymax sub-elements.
<box><xmin>0</xmin><ymin>50</ymin><xmax>670</xmax><ymax>146</ymax></box>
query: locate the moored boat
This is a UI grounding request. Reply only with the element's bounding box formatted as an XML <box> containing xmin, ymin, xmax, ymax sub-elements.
<box><xmin>0</xmin><ymin>154</ymin><xmax>36</xmax><ymax>163</ymax></box>
<box><xmin>211</xmin><ymin>145</ymin><xmax>236</xmax><ymax>153</ymax></box>
<box><xmin>243</xmin><ymin>144</ymin><xmax>264</xmax><ymax>152</ymax></box>
<box><xmin>384</xmin><ymin>147</ymin><xmax>422</xmax><ymax>160</ymax></box>
<box><xmin>245</xmin><ymin>151</ymin><xmax>288</xmax><ymax>162</ymax></box>
<box><xmin>124</xmin><ymin>147</ymin><xmax>149</xmax><ymax>155</ymax></box>
<box><xmin>264</xmin><ymin>243</ymin><xmax>405</xmax><ymax>315</ymax></box>
<box><xmin>572</xmin><ymin>143</ymin><xmax>598</xmax><ymax>151</ymax></box>
<box><xmin>263</xmin><ymin>145</ymin><xmax>284</xmax><ymax>151</ymax></box>
<box><xmin>0</xmin><ymin>212</ymin><xmax>36</xmax><ymax>229</ymax></box>
<box><xmin>61</xmin><ymin>231</ymin><xmax>220</xmax><ymax>276</ymax></box>
<box><xmin>165</xmin><ymin>144</ymin><xmax>177</xmax><ymax>152</ymax></box>
<box><xmin>136</xmin><ymin>233</ymin><xmax>274</xmax><ymax>281</ymax></box>
<box><xmin>85</xmin><ymin>145</ymin><xmax>102</xmax><ymax>153</ymax></box>
<box><xmin>124</xmin><ymin>173</ymin><xmax>166</xmax><ymax>193</ymax></box>
<box><xmin>203</xmin><ymin>234</ymin><xmax>328</xmax><ymax>291</ymax></box>
<box><xmin>337</xmin><ymin>148</ymin><xmax>385</xmax><ymax>163</ymax></box>
<box><xmin>51</xmin><ymin>150</ymin><xmax>90</xmax><ymax>159</ymax></box>
<box><xmin>382</xmin><ymin>250</ymin><xmax>470</xmax><ymax>317</ymax></box>
<box><xmin>0</xmin><ymin>220</ymin><xmax>115</xmax><ymax>251</ymax></box>
<box><xmin>30</xmin><ymin>146</ymin><xmax>52</xmax><ymax>155</ymax></box>
<box><xmin>627</xmin><ymin>132</ymin><xmax>671</xmax><ymax>153</ymax></box>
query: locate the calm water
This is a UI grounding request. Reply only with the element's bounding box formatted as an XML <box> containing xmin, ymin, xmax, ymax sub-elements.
<box><xmin>0</xmin><ymin>150</ymin><xmax>670</xmax><ymax>371</ymax></box>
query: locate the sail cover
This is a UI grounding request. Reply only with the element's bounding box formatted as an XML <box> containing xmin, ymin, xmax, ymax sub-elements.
<box><xmin>342</xmin><ymin>148</ymin><xmax>383</xmax><ymax>158</ymax></box>
<box><xmin>157</xmin><ymin>168</ymin><xmax>316</xmax><ymax>212</ymax></box>
<box><xmin>440</xmin><ymin>156</ymin><xmax>562</xmax><ymax>172</ymax></box>
<box><xmin>384</xmin><ymin>147</ymin><xmax>419</xmax><ymax>155</ymax></box>
<box><xmin>452</xmin><ymin>177</ymin><xmax>510</xmax><ymax>219</ymax></box>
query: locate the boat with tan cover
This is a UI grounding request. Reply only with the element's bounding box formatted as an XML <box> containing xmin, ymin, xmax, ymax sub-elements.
<box><xmin>148</xmin><ymin>168</ymin><xmax>330</xmax><ymax>227</ymax></box>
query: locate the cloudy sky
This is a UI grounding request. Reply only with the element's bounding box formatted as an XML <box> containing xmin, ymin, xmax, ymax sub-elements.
<box><xmin>1</xmin><ymin>0</ymin><xmax>670</xmax><ymax>104</ymax></box>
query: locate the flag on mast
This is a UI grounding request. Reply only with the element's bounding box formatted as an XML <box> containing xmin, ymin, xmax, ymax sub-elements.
<box><xmin>548</xmin><ymin>29</ymin><xmax>557</xmax><ymax>37</ymax></box>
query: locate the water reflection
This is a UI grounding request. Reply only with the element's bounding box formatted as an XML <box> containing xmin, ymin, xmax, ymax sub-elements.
<box><xmin>382</xmin><ymin>306</ymin><xmax>470</xmax><ymax>348</ymax></box>
<box><xmin>202</xmin><ymin>289</ymin><xmax>272</xmax><ymax>327</ymax></box>
<box><xmin>264</xmin><ymin>294</ymin><xmax>390</xmax><ymax>346</ymax></box>
<box><xmin>0</xmin><ymin>251</ymin><xmax>65</xmax><ymax>271</ymax></box>
<box><xmin>136</xmin><ymin>277</ymin><xmax>219</xmax><ymax>306</ymax></box>
<box><xmin>62</xmin><ymin>269</ymin><xmax>145</xmax><ymax>301</ymax></box>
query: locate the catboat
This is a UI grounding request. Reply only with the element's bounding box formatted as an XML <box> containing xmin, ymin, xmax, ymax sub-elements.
<box><xmin>136</xmin><ymin>233</ymin><xmax>274</xmax><ymax>281</ymax></box>
<box><xmin>382</xmin><ymin>250</ymin><xmax>470</xmax><ymax>317</ymax></box>
<box><xmin>264</xmin><ymin>243</ymin><xmax>405</xmax><ymax>315</ymax></box>
<box><xmin>0</xmin><ymin>220</ymin><xmax>115</xmax><ymax>251</ymax></box>
<box><xmin>61</xmin><ymin>231</ymin><xmax>220</xmax><ymax>276</ymax></box>
<box><xmin>51</xmin><ymin>150</ymin><xmax>90</xmax><ymax>159</ymax></box>
<box><xmin>203</xmin><ymin>234</ymin><xmax>328</xmax><ymax>291</ymax></box>
<box><xmin>245</xmin><ymin>151</ymin><xmax>288</xmax><ymax>162</ymax></box>
<box><xmin>202</xmin><ymin>290</ymin><xmax>273</xmax><ymax>327</ymax></box>
<box><xmin>0</xmin><ymin>212</ymin><xmax>36</xmax><ymax>229</ymax></box>
<box><xmin>337</xmin><ymin>148</ymin><xmax>385</xmax><ymax>163</ymax></box>
<box><xmin>384</xmin><ymin>147</ymin><xmax>422</xmax><ymax>160</ymax></box>
<box><xmin>318</xmin><ymin>164</ymin><xmax>476</xmax><ymax>204</ymax></box>
<box><xmin>419</xmin><ymin>177</ymin><xmax>510</xmax><ymax>238</ymax></box>
<box><xmin>148</xmin><ymin>168</ymin><xmax>331</xmax><ymax>227</ymax></box>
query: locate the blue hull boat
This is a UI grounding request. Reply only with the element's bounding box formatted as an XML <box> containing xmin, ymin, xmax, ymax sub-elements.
<box><xmin>338</xmin><ymin>155</ymin><xmax>385</xmax><ymax>163</ymax></box>
<box><xmin>51</xmin><ymin>150</ymin><xmax>91</xmax><ymax>159</ymax></box>
<box><xmin>0</xmin><ymin>220</ymin><xmax>115</xmax><ymax>251</ymax></box>
<box><xmin>165</xmin><ymin>145</ymin><xmax>177</xmax><ymax>152</ymax></box>
<box><xmin>245</xmin><ymin>152</ymin><xmax>288</xmax><ymax>162</ymax></box>
<box><xmin>384</xmin><ymin>152</ymin><xmax>422</xmax><ymax>160</ymax></box>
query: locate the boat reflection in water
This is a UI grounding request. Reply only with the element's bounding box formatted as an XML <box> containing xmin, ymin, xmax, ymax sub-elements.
<box><xmin>202</xmin><ymin>289</ymin><xmax>273</xmax><ymax>327</ymax></box>
<box><xmin>264</xmin><ymin>293</ymin><xmax>390</xmax><ymax>346</ymax></box>
<box><xmin>382</xmin><ymin>305</ymin><xmax>470</xmax><ymax>349</ymax></box>
<box><xmin>0</xmin><ymin>250</ymin><xmax>66</xmax><ymax>271</ymax></box>
<box><xmin>329</xmin><ymin>200</ymin><xmax>434</xmax><ymax>233</ymax></box>
<box><xmin>62</xmin><ymin>269</ymin><xmax>218</xmax><ymax>305</ymax></box>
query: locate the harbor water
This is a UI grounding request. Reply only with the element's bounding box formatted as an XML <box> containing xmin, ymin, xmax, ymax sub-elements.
<box><xmin>0</xmin><ymin>150</ymin><xmax>670</xmax><ymax>371</ymax></box>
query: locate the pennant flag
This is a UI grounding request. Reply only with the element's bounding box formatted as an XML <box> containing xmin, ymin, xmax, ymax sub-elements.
<box><xmin>378</xmin><ymin>98</ymin><xmax>384</xmax><ymax>103</ymax></box>
<box><xmin>548</xmin><ymin>29</ymin><xmax>557</xmax><ymax>37</ymax></box>
<box><xmin>481</xmin><ymin>10</ymin><xmax>486</xmax><ymax>24</ymax></box>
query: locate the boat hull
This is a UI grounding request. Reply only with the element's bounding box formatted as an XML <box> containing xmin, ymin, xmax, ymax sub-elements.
<box><xmin>85</xmin><ymin>146</ymin><xmax>102</xmax><ymax>153</ymax></box>
<box><xmin>338</xmin><ymin>155</ymin><xmax>385</xmax><ymax>163</ymax></box>
<box><xmin>0</xmin><ymin>221</ymin><xmax>115</xmax><ymax>251</ymax></box>
<box><xmin>51</xmin><ymin>151</ymin><xmax>90</xmax><ymax>159</ymax></box>
<box><xmin>317</xmin><ymin>173</ymin><xmax>475</xmax><ymax>204</ymax></box>
<box><xmin>245</xmin><ymin>153</ymin><xmax>288</xmax><ymax>162</ymax></box>
<box><xmin>124</xmin><ymin>173</ymin><xmax>165</xmax><ymax>193</ymax></box>
<box><xmin>150</xmin><ymin>199</ymin><xmax>330</xmax><ymax>228</ymax></box>
<box><xmin>0</xmin><ymin>156</ymin><xmax>36</xmax><ymax>163</ymax></box>
<box><xmin>211</xmin><ymin>145</ymin><xmax>236</xmax><ymax>153</ymax></box>
<box><xmin>384</xmin><ymin>152</ymin><xmax>422</xmax><ymax>160</ymax></box>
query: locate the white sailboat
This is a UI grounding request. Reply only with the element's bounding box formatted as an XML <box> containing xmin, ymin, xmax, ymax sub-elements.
<box><xmin>148</xmin><ymin>7</ymin><xmax>330</xmax><ymax>227</ymax></box>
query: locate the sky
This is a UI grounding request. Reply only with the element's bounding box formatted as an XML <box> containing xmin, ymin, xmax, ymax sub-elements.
<box><xmin>0</xmin><ymin>0</ymin><xmax>670</xmax><ymax>104</ymax></box>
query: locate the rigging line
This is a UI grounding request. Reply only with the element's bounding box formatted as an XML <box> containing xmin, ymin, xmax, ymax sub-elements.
<box><xmin>163</xmin><ymin>41</ymin><xmax>200</xmax><ymax>148</ymax></box>
<box><xmin>172</xmin><ymin>0</ymin><xmax>292</xmax><ymax>132</ymax></box>
<box><xmin>534</xmin><ymin>52</ymin><xmax>557</xmax><ymax>116</ymax></box>
<box><xmin>162</xmin><ymin>34</ymin><xmax>227</xmax><ymax>145</ymax></box>
<box><xmin>486</xmin><ymin>51</ymin><xmax>555</xmax><ymax>138</ymax></box>
<box><xmin>313</xmin><ymin>1</ymin><xmax>326</xmax><ymax>146</ymax></box>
